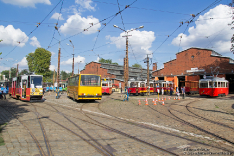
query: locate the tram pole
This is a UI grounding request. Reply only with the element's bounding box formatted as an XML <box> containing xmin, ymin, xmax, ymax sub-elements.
<box><xmin>147</xmin><ymin>54</ymin><xmax>150</xmax><ymax>96</ymax></box>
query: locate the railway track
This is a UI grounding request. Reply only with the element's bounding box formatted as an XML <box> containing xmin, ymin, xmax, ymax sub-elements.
<box><xmin>39</xmin><ymin>99</ymin><xmax>179</xmax><ymax>155</ymax></box>
<box><xmin>41</xmin><ymin>97</ymin><xmax>234</xmax><ymax>155</ymax></box>
<box><xmin>0</xmin><ymin>104</ymin><xmax>52</xmax><ymax>156</ymax></box>
<box><xmin>155</xmin><ymin>99</ymin><xmax>234</xmax><ymax>146</ymax></box>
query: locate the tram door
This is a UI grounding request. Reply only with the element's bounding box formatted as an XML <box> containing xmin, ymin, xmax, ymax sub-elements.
<box><xmin>22</xmin><ymin>79</ymin><xmax>27</xmax><ymax>98</ymax></box>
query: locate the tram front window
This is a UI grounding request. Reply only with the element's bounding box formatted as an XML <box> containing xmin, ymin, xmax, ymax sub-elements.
<box><xmin>200</xmin><ymin>82</ymin><xmax>208</xmax><ymax>88</ymax></box>
<box><xmin>102</xmin><ymin>83</ymin><xmax>108</xmax><ymax>87</ymax></box>
<box><xmin>80</xmin><ymin>75</ymin><xmax>101</xmax><ymax>86</ymax></box>
<box><xmin>31</xmin><ymin>76</ymin><xmax>42</xmax><ymax>88</ymax></box>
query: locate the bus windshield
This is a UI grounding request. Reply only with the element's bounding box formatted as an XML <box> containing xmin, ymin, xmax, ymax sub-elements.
<box><xmin>31</xmin><ymin>76</ymin><xmax>42</xmax><ymax>88</ymax></box>
<box><xmin>80</xmin><ymin>75</ymin><xmax>101</xmax><ymax>86</ymax></box>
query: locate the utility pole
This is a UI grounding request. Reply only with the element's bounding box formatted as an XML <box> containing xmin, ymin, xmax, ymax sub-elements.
<box><xmin>122</xmin><ymin>33</ymin><xmax>130</xmax><ymax>87</ymax></box>
<box><xmin>55</xmin><ymin>25</ymin><xmax>61</xmax><ymax>99</ymax></box>
<box><xmin>113</xmin><ymin>25</ymin><xmax>144</xmax><ymax>87</ymax></box>
<box><xmin>53</xmin><ymin>69</ymin><xmax>55</xmax><ymax>88</ymax></box>
<box><xmin>57</xmin><ymin>48</ymin><xmax>61</xmax><ymax>98</ymax></box>
<box><xmin>67</xmin><ymin>40</ymin><xmax>75</xmax><ymax>76</ymax></box>
<box><xmin>147</xmin><ymin>54</ymin><xmax>150</xmax><ymax>96</ymax></box>
<box><xmin>16</xmin><ymin>64</ymin><xmax>19</xmax><ymax>77</ymax></box>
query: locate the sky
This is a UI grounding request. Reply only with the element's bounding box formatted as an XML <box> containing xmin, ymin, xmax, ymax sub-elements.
<box><xmin>0</xmin><ymin>0</ymin><xmax>234</xmax><ymax>74</ymax></box>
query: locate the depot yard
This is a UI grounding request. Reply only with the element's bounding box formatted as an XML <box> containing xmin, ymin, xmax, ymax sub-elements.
<box><xmin>0</xmin><ymin>92</ymin><xmax>234</xmax><ymax>156</ymax></box>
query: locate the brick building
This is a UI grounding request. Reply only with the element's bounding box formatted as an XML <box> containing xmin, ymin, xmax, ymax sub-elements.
<box><xmin>80</xmin><ymin>62</ymin><xmax>152</xmax><ymax>89</ymax></box>
<box><xmin>152</xmin><ymin>47</ymin><xmax>234</xmax><ymax>92</ymax></box>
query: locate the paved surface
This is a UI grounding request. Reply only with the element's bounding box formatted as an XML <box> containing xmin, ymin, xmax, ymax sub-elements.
<box><xmin>0</xmin><ymin>92</ymin><xmax>233</xmax><ymax>156</ymax></box>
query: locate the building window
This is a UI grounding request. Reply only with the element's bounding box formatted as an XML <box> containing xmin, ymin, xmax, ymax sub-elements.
<box><xmin>191</xmin><ymin>55</ymin><xmax>194</xmax><ymax>59</ymax></box>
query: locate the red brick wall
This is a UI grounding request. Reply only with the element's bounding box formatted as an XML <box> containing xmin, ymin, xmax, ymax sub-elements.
<box><xmin>152</xmin><ymin>48</ymin><xmax>234</xmax><ymax>77</ymax></box>
<box><xmin>80</xmin><ymin>62</ymin><xmax>116</xmax><ymax>79</ymax></box>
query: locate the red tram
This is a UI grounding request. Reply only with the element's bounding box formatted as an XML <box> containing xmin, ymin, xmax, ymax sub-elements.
<box><xmin>9</xmin><ymin>74</ymin><xmax>44</xmax><ymax>101</ymax></box>
<box><xmin>199</xmin><ymin>76</ymin><xmax>229</xmax><ymax>97</ymax></box>
<box><xmin>128</xmin><ymin>80</ymin><xmax>147</xmax><ymax>96</ymax></box>
<box><xmin>153</xmin><ymin>80</ymin><xmax>173</xmax><ymax>94</ymax></box>
<box><xmin>102</xmin><ymin>80</ymin><xmax>112</xmax><ymax>95</ymax></box>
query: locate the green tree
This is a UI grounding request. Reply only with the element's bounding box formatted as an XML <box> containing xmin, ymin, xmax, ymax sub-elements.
<box><xmin>99</xmin><ymin>58</ymin><xmax>118</xmax><ymax>65</ymax></box>
<box><xmin>19</xmin><ymin>69</ymin><xmax>29</xmax><ymax>76</ymax></box>
<box><xmin>132</xmin><ymin>63</ymin><xmax>142</xmax><ymax>68</ymax></box>
<box><xmin>60</xmin><ymin>71</ymin><xmax>72</xmax><ymax>80</ymax></box>
<box><xmin>26</xmin><ymin>48</ymin><xmax>52</xmax><ymax>82</ymax></box>
<box><xmin>1</xmin><ymin>68</ymin><xmax>17</xmax><ymax>79</ymax></box>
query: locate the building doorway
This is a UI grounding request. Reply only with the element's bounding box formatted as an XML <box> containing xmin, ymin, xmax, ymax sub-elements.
<box><xmin>178</xmin><ymin>76</ymin><xmax>185</xmax><ymax>93</ymax></box>
<box><xmin>226</xmin><ymin>74</ymin><xmax>234</xmax><ymax>93</ymax></box>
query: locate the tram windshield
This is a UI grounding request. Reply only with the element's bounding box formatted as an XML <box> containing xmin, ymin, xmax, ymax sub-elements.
<box><xmin>199</xmin><ymin>82</ymin><xmax>208</xmax><ymax>88</ymax></box>
<box><xmin>80</xmin><ymin>75</ymin><xmax>101</xmax><ymax>86</ymax></box>
<box><xmin>31</xmin><ymin>76</ymin><xmax>42</xmax><ymax>88</ymax></box>
<box><xmin>102</xmin><ymin>82</ymin><xmax>108</xmax><ymax>87</ymax></box>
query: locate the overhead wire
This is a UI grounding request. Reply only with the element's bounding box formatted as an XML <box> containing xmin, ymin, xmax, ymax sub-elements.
<box><xmin>2</xmin><ymin>0</ymin><xmax>64</xmax><ymax>59</ymax></box>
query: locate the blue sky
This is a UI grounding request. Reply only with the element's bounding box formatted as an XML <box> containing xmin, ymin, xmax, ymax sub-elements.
<box><xmin>0</xmin><ymin>0</ymin><xmax>233</xmax><ymax>74</ymax></box>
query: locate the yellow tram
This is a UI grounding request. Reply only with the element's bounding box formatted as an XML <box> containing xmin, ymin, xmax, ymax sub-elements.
<box><xmin>67</xmin><ymin>74</ymin><xmax>102</xmax><ymax>100</ymax></box>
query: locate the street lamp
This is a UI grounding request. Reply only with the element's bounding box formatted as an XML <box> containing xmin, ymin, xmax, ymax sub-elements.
<box><xmin>55</xmin><ymin>25</ymin><xmax>61</xmax><ymax>99</ymax></box>
<box><xmin>113</xmin><ymin>25</ymin><xmax>144</xmax><ymax>88</ymax></box>
<box><xmin>66</xmin><ymin>40</ymin><xmax>75</xmax><ymax>76</ymax></box>
<box><xmin>78</xmin><ymin>61</ymin><xmax>82</xmax><ymax>74</ymax></box>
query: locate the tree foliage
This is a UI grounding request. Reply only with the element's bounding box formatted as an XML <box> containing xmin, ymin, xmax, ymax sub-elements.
<box><xmin>1</xmin><ymin>68</ymin><xmax>17</xmax><ymax>79</ymax></box>
<box><xmin>19</xmin><ymin>69</ymin><xmax>29</xmax><ymax>76</ymax></box>
<box><xmin>60</xmin><ymin>70</ymin><xmax>72</xmax><ymax>80</ymax></box>
<box><xmin>99</xmin><ymin>58</ymin><xmax>118</xmax><ymax>65</ymax></box>
<box><xmin>26</xmin><ymin>48</ymin><xmax>52</xmax><ymax>82</ymax></box>
<box><xmin>132</xmin><ymin>63</ymin><xmax>142</xmax><ymax>68</ymax></box>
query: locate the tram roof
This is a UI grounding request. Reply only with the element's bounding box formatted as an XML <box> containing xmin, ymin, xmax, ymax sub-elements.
<box><xmin>199</xmin><ymin>76</ymin><xmax>228</xmax><ymax>82</ymax></box>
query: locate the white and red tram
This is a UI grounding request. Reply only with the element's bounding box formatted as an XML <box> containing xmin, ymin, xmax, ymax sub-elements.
<box><xmin>128</xmin><ymin>80</ymin><xmax>147</xmax><ymax>96</ymax></box>
<box><xmin>199</xmin><ymin>76</ymin><xmax>229</xmax><ymax>97</ymax></box>
<box><xmin>102</xmin><ymin>80</ymin><xmax>112</xmax><ymax>95</ymax></box>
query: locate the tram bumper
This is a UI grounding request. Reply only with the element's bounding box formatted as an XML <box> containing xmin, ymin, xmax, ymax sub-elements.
<box><xmin>30</xmin><ymin>95</ymin><xmax>44</xmax><ymax>103</ymax></box>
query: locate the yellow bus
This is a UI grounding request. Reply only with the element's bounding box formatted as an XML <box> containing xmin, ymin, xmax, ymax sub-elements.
<box><xmin>67</xmin><ymin>74</ymin><xmax>102</xmax><ymax>100</ymax></box>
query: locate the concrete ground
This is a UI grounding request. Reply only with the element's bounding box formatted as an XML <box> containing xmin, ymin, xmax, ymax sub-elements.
<box><xmin>0</xmin><ymin>92</ymin><xmax>233</xmax><ymax>156</ymax></box>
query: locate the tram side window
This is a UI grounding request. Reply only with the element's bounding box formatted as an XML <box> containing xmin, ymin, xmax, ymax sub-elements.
<box><xmin>200</xmin><ymin>82</ymin><xmax>208</xmax><ymax>88</ymax></box>
<box><xmin>209</xmin><ymin>82</ymin><xmax>213</xmax><ymax>88</ymax></box>
<box><xmin>150</xmin><ymin>83</ymin><xmax>153</xmax><ymax>87</ymax></box>
<box><xmin>221</xmin><ymin>82</ymin><xmax>225</xmax><ymax>87</ymax></box>
<box><xmin>218</xmin><ymin>82</ymin><xmax>221</xmax><ymax>88</ymax></box>
<box><xmin>140</xmin><ymin>83</ymin><xmax>145</xmax><ymax>87</ymax></box>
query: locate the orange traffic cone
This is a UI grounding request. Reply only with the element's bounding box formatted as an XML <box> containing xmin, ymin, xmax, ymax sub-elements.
<box><xmin>154</xmin><ymin>100</ymin><xmax>157</xmax><ymax>105</ymax></box>
<box><xmin>145</xmin><ymin>98</ymin><xmax>148</xmax><ymax>105</ymax></box>
<box><xmin>164</xmin><ymin>97</ymin><xmax>166</xmax><ymax>101</ymax></box>
<box><xmin>169</xmin><ymin>96</ymin><xmax>170</xmax><ymax>100</ymax></box>
<box><xmin>156</xmin><ymin>98</ymin><xmax>158</xmax><ymax>102</ymax></box>
<box><xmin>159</xmin><ymin>98</ymin><xmax>161</xmax><ymax>102</ymax></box>
<box><xmin>178</xmin><ymin>96</ymin><xmax>180</xmax><ymax>100</ymax></box>
<box><xmin>138</xmin><ymin>100</ymin><xmax>141</xmax><ymax>105</ymax></box>
<box><xmin>174</xmin><ymin>97</ymin><xmax>176</xmax><ymax>100</ymax></box>
<box><xmin>162</xmin><ymin>101</ymin><xmax>165</xmax><ymax>105</ymax></box>
<box><xmin>153</xmin><ymin>98</ymin><xmax>155</xmax><ymax>102</ymax></box>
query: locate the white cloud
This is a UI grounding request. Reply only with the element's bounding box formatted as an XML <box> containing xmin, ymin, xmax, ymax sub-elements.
<box><xmin>50</xmin><ymin>65</ymin><xmax>56</xmax><ymax>71</ymax></box>
<box><xmin>171</xmin><ymin>4</ymin><xmax>232</xmax><ymax>53</ymax></box>
<box><xmin>0</xmin><ymin>25</ymin><xmax>28</xmax><ymax>47</ymax></box>
<box><xmin>1</xmin><ymin>0</ymin><xmax>51</xmax><ymax>7</ymax></box>
<box><xmin>14</xmin><ymin>57</ymin><xmax>28</xmax><ymax>69</ymax></box>
<box><xmin>51</xmin><ymin>12</ymin><xmax>64</xmax><ymax>20</ymax></box>
<box><xmin>60</xmin><ymin>14</ymin><xmax>101</xmax><ymax>35</ymax></box>
<box><xmin>61</xmin><ymin>55</ymin><xmax>85</xmax><ymax>65</ymax></box>
<box><xmin>51</xmin><ymin>51</ymin><xmax>56</xmax><ymax>56</ymax></box>
<box><xmin>30</xmin><ymin>36</ymin><xmax>41</xmax><ymax>47</ymax></box>
<box><xmin>106</xmin><ymin>30</ymin><xmax>155</xmax><ymax>58</ymax></box>
<box><xmin>95</xmin><ymin>56</ymin><xmax>100</xmax><ymax>62</ymax></box>
<box><xmin>75</xmin><ymin>0</ymin><xmax>96</xmax><ymax>11</ymax></box>
<box><xmin>0</xmin><ymin>66</ymin><xmax>10</xmax><ymax>72</ymax></box>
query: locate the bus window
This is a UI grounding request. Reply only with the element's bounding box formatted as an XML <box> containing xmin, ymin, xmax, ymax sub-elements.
<box><xmin>80</xmin><ymin>75</ymin><xmax>100</xmax><ymax>86</ymax></box>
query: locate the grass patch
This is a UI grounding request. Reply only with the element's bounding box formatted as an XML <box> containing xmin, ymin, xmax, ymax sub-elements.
<box><xmin>215</xmin><ymin>105</ymin><xmax>219</xmax><ymax>108</ymax></box>
<box><xmin>0</xmin><ymin>123</ymin><xmax>7</xmax><ymax>146</ymax></box>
